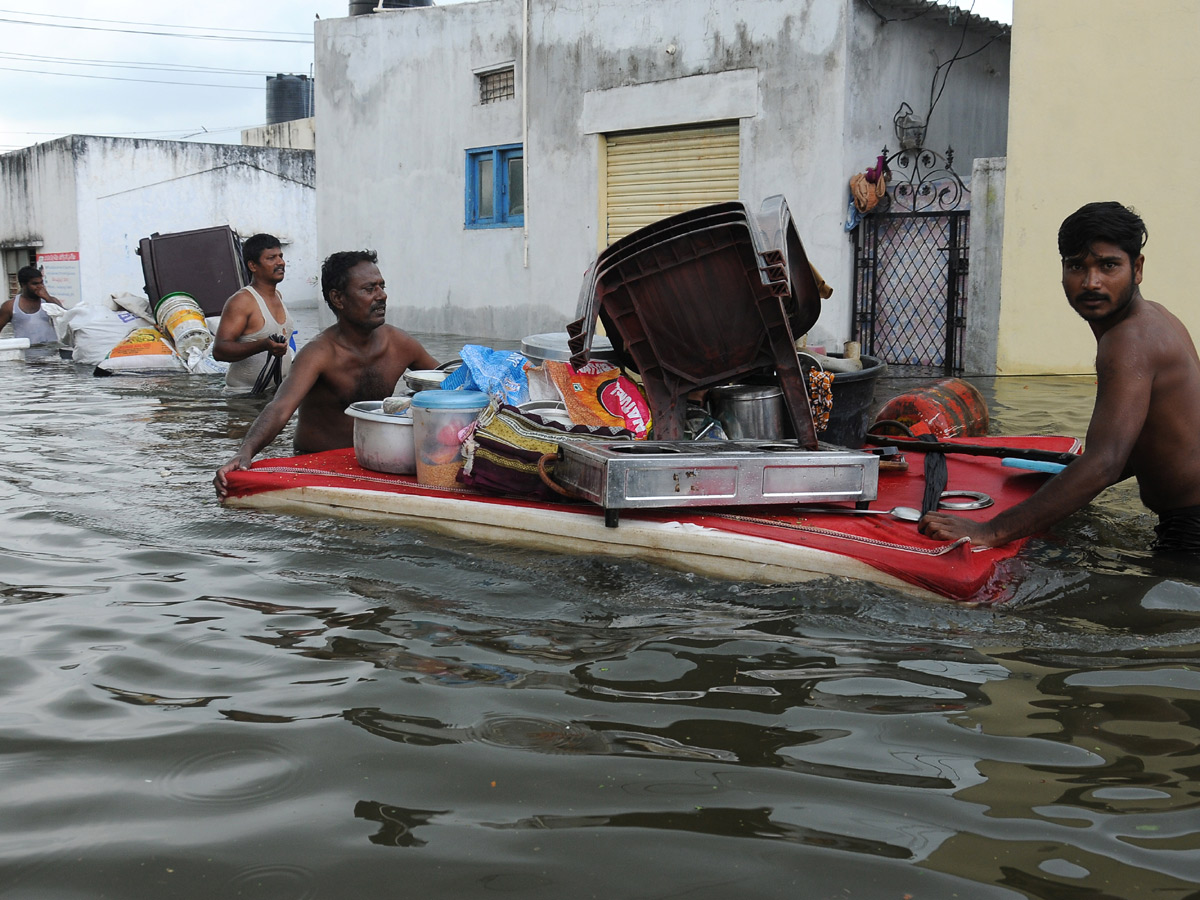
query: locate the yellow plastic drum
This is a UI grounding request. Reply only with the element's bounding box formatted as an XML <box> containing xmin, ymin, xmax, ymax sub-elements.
<box><xmin>154</xmin><ymin>291</ymin><xmax>213</xmax><ymax>358</ymax></box>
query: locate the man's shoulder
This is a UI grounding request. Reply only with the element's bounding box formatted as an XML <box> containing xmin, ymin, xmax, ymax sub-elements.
<box><xmin>377</xmin><ymin>323</ymin><xmax>410</xmax><ymax>337</ymax></box>
<box><xmin>221</xmin><ymin>286</ymin><xmax>255</xmax><ymax>310</ymax></box>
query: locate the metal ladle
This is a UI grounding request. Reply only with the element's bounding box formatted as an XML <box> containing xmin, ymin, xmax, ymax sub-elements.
<box><xmin>793</xmin><ymin>505</ymin><xmax>922</xmax><ymax>522</ymax></box>
<box><xmin>793</xmin><ymin>491</ymin><xmax>994</xmax><ymax>523</ymax></box>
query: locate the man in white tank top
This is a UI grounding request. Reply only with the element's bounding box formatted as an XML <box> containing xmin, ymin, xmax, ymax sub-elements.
<box><xmin>213</xmin><ymin>233</ymin><xmax>296</xmax><ymax>395</ymax></box>
<box><xmin>0</xmin><ymin>266</ymin><xmax>63</xmax><ymax>345</ymax></box>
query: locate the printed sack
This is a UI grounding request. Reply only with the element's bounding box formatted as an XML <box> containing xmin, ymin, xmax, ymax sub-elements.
<box><xmin>95</xmin><ymin>326</ymin><xmax>186</xmax><ymax>375</ymax></box>
<box><xmin>542</xmin><ymin>360</ymin><xmax>652</xmax><ymax>437</ymax></box>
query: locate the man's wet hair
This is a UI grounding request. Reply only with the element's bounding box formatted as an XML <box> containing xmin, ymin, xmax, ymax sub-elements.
<box><xmin>321</xmin><ymin>250</ymin><xmax>378</xmax><ymax>311</ymax></box>
<box><xmin>17</xmin><ymin>265</ymin><xmax>41</xmax><ymax>286</ymax></box>
<box><xmin>241</xmin><ymin>233</ymin><xmax>282</xmax><ymax>269</ymax></box>
<box><xmin>1059</xmin><ymin>202</ymin><xmax>1148</xmax><ymax>264</ymax></box>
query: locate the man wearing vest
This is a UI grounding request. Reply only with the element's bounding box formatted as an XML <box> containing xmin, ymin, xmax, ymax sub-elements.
<box><xmin>0</xmin><ymin>266</ymin><xmax>62</xmax><ymax>345</ymax></box>
<box><xmin>213</xmin><ymin>233</ymin><xmax>296</xmax><ymax>395</ymax></box>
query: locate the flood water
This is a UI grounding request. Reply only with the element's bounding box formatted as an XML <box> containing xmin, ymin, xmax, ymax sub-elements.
<box><xmin>3</xmin><ymin>310</ymin><xmax>1200</xmax><ymax>899</ymax></box>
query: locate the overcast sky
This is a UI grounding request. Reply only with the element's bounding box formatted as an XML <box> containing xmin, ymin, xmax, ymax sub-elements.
<box><xmin>0</xmin><ymin>0</ymin><xmax>1013</xmax><ymax>154</ymax></box>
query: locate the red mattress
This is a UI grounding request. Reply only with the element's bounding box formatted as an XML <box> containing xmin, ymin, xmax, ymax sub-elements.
<box><xmin>224</xmin><ymin>435</ymin><xmax>1081</xmax><ymax>604</ymax></box>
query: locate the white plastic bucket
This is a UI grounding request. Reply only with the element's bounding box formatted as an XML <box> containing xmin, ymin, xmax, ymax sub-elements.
<box><xmin>154</xmin><ymin>291</ymin><xmax>213</xmax><ymax>358</ymax></box>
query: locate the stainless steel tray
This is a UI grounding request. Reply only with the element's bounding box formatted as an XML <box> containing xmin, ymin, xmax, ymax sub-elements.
<box><xmin>554</xmin><ymin>440</ymin><xmax>879</xmax><ymax>526</ymax></box>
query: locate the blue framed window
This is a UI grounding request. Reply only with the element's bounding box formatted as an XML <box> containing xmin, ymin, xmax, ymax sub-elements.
<box><xmin>465</xmin><ymin>144</ymin><xmax>524</xmax><ymax>228</ymax></box>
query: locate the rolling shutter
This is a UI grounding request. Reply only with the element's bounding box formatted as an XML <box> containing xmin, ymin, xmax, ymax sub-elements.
<box><xmin>603</xmin><ymin>123</ymin><xmax>740</xmax><ymax>245</ymax></box>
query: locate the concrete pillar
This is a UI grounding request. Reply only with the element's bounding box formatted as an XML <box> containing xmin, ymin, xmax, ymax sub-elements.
<box><xmin>963</xmin><ymin>156</ymin><xmax>1006</xmax><ymax>375</ymax></box>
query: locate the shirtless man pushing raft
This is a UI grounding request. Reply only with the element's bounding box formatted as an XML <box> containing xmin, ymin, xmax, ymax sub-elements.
<box><xmin>214</xmin><ymin>250</ymin><xmax>438</xmax><ymax>500</ymax></box>
<box><xmin>920</xmin><ymin>202</ymin><xmax>1200</xmax><ymax>554</ymax></box>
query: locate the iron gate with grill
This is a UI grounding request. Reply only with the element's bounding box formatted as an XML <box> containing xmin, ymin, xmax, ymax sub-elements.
<box><xmin>851</xmin><ymin>147</ymin><xmax>970</xmax><ymax>375</ymax></box>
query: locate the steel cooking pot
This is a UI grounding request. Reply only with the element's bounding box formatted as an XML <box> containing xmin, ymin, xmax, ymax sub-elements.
<box><xmin>707</xmin><ymin>384</ymin><xmax>786</xmax><ymax>440</ymax></box>
<box><xmin>345</xmin><ymin>401</ymin><xmax>415</xmax><ymax>474</ymax></box>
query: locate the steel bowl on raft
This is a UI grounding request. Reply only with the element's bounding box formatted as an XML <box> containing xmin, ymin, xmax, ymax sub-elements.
<box><xmin>345</xmin><ymin>400</ymin><xmax>415</xmax><ymax>475</ymax></box>
<box><xmin>404</xmin><ymin>369</ymin><xmax>449</xmax><ymax>393</ymax></box>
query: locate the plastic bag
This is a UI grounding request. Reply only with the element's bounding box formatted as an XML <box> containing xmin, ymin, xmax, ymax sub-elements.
<box><xmin>109</xmin><ymin>292</ymin><xmax>156</xmax><ymax>325</ymax></box>
<box><xmin>440</xmin><ymin>344</ymin><xmax>530</xmax><ymax>405</ymax></box>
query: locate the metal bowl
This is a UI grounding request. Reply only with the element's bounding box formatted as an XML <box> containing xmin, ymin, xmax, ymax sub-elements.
<box><xmin>403</xmin><ymin>369</ymin><xmax>449</xmax><ymax>393</ymax></box>
<box><xmin>518</xmin><ymin>399</ymin><xmax>574</xmax><ymax>427</ymax></box>
<box><xmin>344</xmin><ymin>401</ymin><xmax>415</xmax><ymax>475</ymax></box>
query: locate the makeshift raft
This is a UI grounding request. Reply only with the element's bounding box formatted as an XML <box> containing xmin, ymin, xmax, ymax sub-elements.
<box><xmin>222</xmin><ymin>434</ymin><xmax>1081</xmax><ymax>604</ymax></box>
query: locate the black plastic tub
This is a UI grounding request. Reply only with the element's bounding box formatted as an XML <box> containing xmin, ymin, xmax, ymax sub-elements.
<box><xmin>821</xmin><ymin>354</ymin><xmax>887</xmax><ymax>448</ymax></box>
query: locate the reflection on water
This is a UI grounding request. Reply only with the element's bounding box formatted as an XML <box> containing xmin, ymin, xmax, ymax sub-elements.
<box><xmin>2</xmin><ymin>315</ymin><xmax>1199</xmax><ymax>898</ymax></box>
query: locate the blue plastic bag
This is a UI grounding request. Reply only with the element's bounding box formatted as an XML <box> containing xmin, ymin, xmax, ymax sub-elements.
<box><xmin>440</xmin><ymin>344</ymin><xmax>530</xmax><ymax>405</ymax></box>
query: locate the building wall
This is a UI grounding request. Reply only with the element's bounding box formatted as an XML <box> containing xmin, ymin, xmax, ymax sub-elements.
<box><xmin>844</xmin><ymin>7</ymin><xmax>1009</xmax><ymax>183</ymax></box>
<box><xmin>316</xmin><ymin>0</ymin><xmax>1010</xmax><ymax>344</ymax></box>
<box><xmin>0</xmin><ymin>136</ymin><xmax>319</xmax><ymax>308</ymax></box>
<box><xmin>242</xmin><ymin>118</ymin><xmax>317</xmax><ymax>151</ymax></box>
<box><xmin>998</xmin><ymin>0</ymin><xmax>1200</xmax><ymax>374</ymax></box>
<box><xmin>0</xmin><ymin>140</ymin><xmax>80</xmax><ymax>296</ymax></box>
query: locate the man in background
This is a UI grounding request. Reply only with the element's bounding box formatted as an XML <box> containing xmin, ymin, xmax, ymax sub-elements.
<box><xmin>0</xmin><ymin>266</ymin><xmax>63</xmax><ymax>345</ymax></box>
<box><xmin>213</xmin><ymin>233</ymin><xmax>295</xmax><ymax>395</ymax></box>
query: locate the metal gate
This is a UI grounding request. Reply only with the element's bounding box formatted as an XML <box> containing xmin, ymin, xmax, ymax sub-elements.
<box><xmin>852</xmin><ymin>147</ymin><xmax>969</xmax><ymax>375</ymax></box>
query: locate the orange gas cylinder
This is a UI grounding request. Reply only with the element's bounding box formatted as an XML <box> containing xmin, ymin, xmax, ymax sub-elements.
<box><xmin>871</xmin><ymin>378</ymin><xmax>989</xmax><ymax>439</ymax></box>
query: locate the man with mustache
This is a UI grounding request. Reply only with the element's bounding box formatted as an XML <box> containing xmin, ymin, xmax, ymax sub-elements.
<box><xmin>214</xmin><ymin>249</ymin><xmax>438</xmax><ymax>498</ymax></box>
<box><xmin>214</xmin><ymin>233</ymin><xmax>296</xmax><ymax>394</ymax></box>
<box><xmin>920</xmin><ymin>202</ymin><xmax>1200</xmax><ymax>554</ymax></box>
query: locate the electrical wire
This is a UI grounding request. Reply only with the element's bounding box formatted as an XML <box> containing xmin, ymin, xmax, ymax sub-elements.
<box><xmin>0</xmin><ymin>50</ymin><xmax>281</xmax><ymax>77</ymax></box>
<box><xmin>924</xmin><ymin>8</ymin><xmax>1008</xmax><ymax>130</ymax></box>
<box><xmin>0</xmin><ymin>7</ymin><xmax>313</xmax><ymax>36</ymax></box>
<box><xmin>0</xmin><ymin>64</ymin><xmax>263</xmax><ymax>89</ymax></box>
<box><xmin>0</xmin><ymin>15</ymin><xmax>313</xmax><ymax>43</ymax></box>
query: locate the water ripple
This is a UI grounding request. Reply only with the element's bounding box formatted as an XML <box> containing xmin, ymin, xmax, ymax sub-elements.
<box><xmin>158</xmin><ymin>742</ymin><xmax>305</xmax><ymax>807</ymax></box>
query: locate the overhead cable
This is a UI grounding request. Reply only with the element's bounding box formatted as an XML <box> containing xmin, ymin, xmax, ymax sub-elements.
<box><xmin>0</xmin><ymin>64</ymin><xmax>262</xmax><ymax>89</ymax></box>
<box><xmin>0</xmin><ymin>15</ymin><xmax>312</xmax><ymax>43</ymax></box>
<box><xmin>0</xmin><ymin>8</ymin><xmax>312</xmax><ymax>37</ymax></box>
<box><xmin>0</xmin><ymin>50</ymin><xmax>279</xmax><ymax>77</ymax></box>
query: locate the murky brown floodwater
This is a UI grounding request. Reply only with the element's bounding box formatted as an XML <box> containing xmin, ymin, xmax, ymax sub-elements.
<box><xmin>2</xmin><ymin>310</ymin><xmax>1198</xmax><ymax>899</ymax></box>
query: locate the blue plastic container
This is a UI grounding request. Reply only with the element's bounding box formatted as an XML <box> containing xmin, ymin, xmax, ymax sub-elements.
<box><xmin>410</xmin><ymin>390</ymin><xmax>490</xmax><ymax>487</ymax></box>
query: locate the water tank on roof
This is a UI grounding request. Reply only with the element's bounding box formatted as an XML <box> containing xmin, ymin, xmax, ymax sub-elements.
<box><xmin>349</xmin><ymin>0</ymin><xmax>433</xmax><ymax>14</ymax></box>
<box><xmin>265</xmin><ymin>74</ymin><xmax>314</xmax><ymax>125</ymax></box>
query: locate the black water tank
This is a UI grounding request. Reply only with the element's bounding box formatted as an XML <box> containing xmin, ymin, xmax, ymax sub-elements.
<box><xmin>349</xmin><ymin>0</ymin><xmax>433</xmax><ymax>14</ymax></box>
<box><xmin>265</xmin><ymin>74</ymin><xmax>314</xmax><ymax>125</ymax></box>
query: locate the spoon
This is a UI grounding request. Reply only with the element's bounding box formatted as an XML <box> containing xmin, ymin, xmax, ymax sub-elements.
<box><xmin>793</xmin><ymin>505</ymin><xmax>923</xmax><ymax>522</ymax></box>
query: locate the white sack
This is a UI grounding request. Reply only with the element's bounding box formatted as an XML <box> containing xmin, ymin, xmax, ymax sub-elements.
<box><xmin>63</xmin><ymin>305</ymin><xmax>141</xmax><ymax>365</ymax></box>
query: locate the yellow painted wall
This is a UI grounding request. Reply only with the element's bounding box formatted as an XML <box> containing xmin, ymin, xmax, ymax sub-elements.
<box><xmin>999</xmin><ymin>0</ymin><xmax>1200</xmax><ymax>374</ymax></box>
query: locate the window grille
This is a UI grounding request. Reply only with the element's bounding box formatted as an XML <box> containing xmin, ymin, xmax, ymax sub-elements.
<box><xmin>479</xmin><ymin>67</ymin><xmax>515</xmax><ymax>104</ymax></box>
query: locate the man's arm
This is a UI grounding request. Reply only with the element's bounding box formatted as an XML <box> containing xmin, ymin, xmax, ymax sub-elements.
<box><xmin>214</xmin><ymin>342</ymin><xmax>327</xmax><ymax>499</ymax></box>
<box><xmin>212</xmin><ymin>291</ymin><xmax>287</xmax><ymax>363</ymax></box>
<box><xmin>411</xmin><ymin>345</ymin><xmax>439</xmax><ymax>371</ymax></box>
<box><xmin>0</xmin><ymin>298</ymin><xmax>12</xmax><ymax>332</ymax></box>
<box><xmin>392</xmin><ymin>329</ymin><xmax>439</xmax><ymax>371</ymax></box>
<box><xmin>30</xmin><ymin>281</ymin><xmax>63</xmax><ymax>307</ymax></box>
<box><xmin>920</xmin><ymin>336</ymin><xmax>1149</xmax><ymax>546</ymax></box>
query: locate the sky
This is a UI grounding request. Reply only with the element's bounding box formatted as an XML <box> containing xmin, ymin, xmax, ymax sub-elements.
<box><xmin>0</xmin><ymin>0</ymin><xmax>1013</xmax><ymax>154</ymax></box>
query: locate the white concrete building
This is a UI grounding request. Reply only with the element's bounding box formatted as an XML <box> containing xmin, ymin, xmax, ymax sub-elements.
<box><xmin>315</xmin><ymin>0</ymin><xmax>1009</xmax><ymax>347</ymax></box>
<box><xmin>0</xmin><ymin>136</ymin><xmax>317</xmax><ymax>308</ymax></box>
